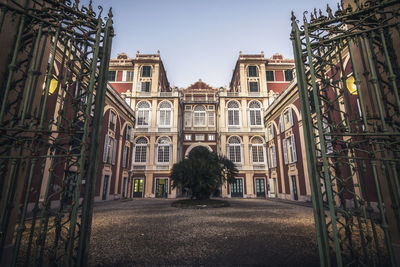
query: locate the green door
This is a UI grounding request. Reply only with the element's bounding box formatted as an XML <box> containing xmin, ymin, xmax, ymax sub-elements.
<box><xmin>291</xmin><ymin>175</ymin><xmax>298</xmax><ymax>201</ymax></box>
<box><xmin>230</xmin><ymin>178</ymin><xmax>243</xmax><ymax>197</ymax></box>
<box><xmin>255</xmin><ymin>178</ymin><xmax>265</xmax><ymax>197</ymax></box>
<box><xmin>102</xmin><ymin>175</ymin><xmax>109</xmax><ymax>200</ymax></box>
<box><xmin>122</xmin><ymin>177</ymin><xmax>127</xmax><ymax>198</ymax></box>
<box><xmin>133</xmin><ymin>179</ymin><xmax>144</xmax><ymax>198</ymax></box>
<box><xmin>156</xmin><ymin>179</ymin><xmax>168</xmax><ymax>198</ymax></box>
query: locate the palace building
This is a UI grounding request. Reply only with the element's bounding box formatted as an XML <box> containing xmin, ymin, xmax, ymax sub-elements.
<box><xmin>105</xmin><ymin>51</ymin><xmax>303</xmax><ymax>200</ymax></box>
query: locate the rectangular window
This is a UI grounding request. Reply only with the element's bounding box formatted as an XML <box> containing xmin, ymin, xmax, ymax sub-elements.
<box><xmin>184</xmin><ymin>134</ymin><xmax>192</xmax><ymax>141</ymax></box>
<box><xmin>285</xmin><ymin>69</ymin><xmax>294</xmax><ymax>81</ymax></box>
<box><xmin>229</xmin><ymin>145</ymin><xmax>241</xmax><ymax>163</ymax></box>
<box><xmin>137</xmin><ymin>110</ymin><xmax>149</xmax><ymax>126</ymax></box>
<box><xmin>109</xmin><ymin>111</ymin><xmax>116</xmax><ymax>131</ymax></box>
<box><xmin>141</xmin><ymin>81</ymin><xmax>150</xmax><ymax>92</ymax></box>
<box><xmin>208</xmin><ymin>112</ymin><xmax>215</xmax><ymax>126</ymax></box>
<box><xmin>271</xmin><ymin>145</ymin><xmax>277</xmax><ymax>168</ymax></box>
<box><xmin>252</xmin><ymin>145</ymin><xmax>264</xmax><ymax>163</ymax></box>
<box><xmin>194</xmin><ymin>112</ymin><xmax>206</xmax><ymax>126</ymax></box>
<box><xmin>159</xmin><ymin>110</ymin><xmax>171</xmax><ymax>126</ymax></box>
<box><xmin>158</xmin><ymin>145</ymin><xmax>170</xmax><ymax>163</ymax></box>
<box><xmin>195</xmin><ymin>134</ymin><xmax>205</xmax><ymax>141</ymax></box>
<box><xmin>184</xmin><ymin>112</ymin><xmax>192</xmax><ymax>127</ymax></box>
<box><xmin>288</xmin><ymin>135</ymin><xmax>297</xmax><ymax>163</ymax></box>
<box><xmin>185</xmin><ymin>105</ymin><xmax>192</xmax><ymax>110</ymax></box>
<box><xmin>248</xmin><ymin>66</ymin><xmax>257</xmax><ymax>77</ymax></box>
<box><xmin>103</xmin><ymin>135</ymin><xmax>112</xmax><ymax>164</ymax></box>
<box><xmin>142</xmin><ymin>66</ymin><xmax>151</xmax><ymax>77</ymax></box>
<box><xmin>126</xmin><ymin>71</ymin><xmax>134</xmax><ymax>81</ymax></box>
<box><xmin>122</xmin><ymin>145</ymin><xmax>130</xmax><ymax>168</ymax></box>
<box><xmin>249</xmin><ymin>81</ymin><xmax>259</xmax><ymax>92</ymax></box>
<box><xmin>135</xmin><ymin>145</ymin><xmax>147</xmax><ymax>162</ymax></box>
<box><xmin>266</xmin><ymin>71</ymin><xmax>274</xmax><ymax>81</ymax></box>
<box><xmin>228</xmin><ymin>110</ymin><xmax>240</xmax><ymax>126</ymax></box>
<box><xmin>250</xmin><ymin>110</ymin><xmax>262</xmax><ymax>126</ymax></box>
<box><xmin>125</xmin><ymin>125</ymin><xmax>131</xmax><ymax>141</ymax></box>
<box><xmin>108</xmin><ymin>71</ymin><xmax>116</xmax><ymax>81</ymax></box>
<box><xmin>208</xmin><ymin>134</ymin><xmax>215</xmax><ymax>141</ymax></box>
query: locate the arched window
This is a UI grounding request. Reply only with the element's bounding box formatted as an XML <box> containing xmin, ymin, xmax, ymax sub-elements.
<box><xmin>157</xmin><ymin>137</ymin><xmax>171</xmax><ymax>163</ymax></box>
<box><xmin>134</xmin><ymin>137</ymin><xmax>148</xmax><ymax>163</ymax></box>
<box><xmin>228</xmin><ymin>136</ymin><xmax>242</xmax><ymax>163</ymax></box>
<box><xmin>137</xmin><ymin>101</ymin><xmax>150</xmax><ymax>126</ymax></box>
<box><xmin>249</xmin><ymin>101</ymin><xmax>262</xmax><ymax>126</ymax></box>
<box><xmin>159</xmin><ymin>101</ymin><xmax>172</xmax><ymax>127</ymax></box>
<box><xmin>251</xmin><ymin>137</ymin><xmax>264</xmax><ymax>163</ymax></box>
<box><xmin>194</xmin><ymin>105</ymin><xmax>206</xmax><ymax>126</ymax></box>
<box><xmin>227</xmin><ymin>101</ymin><xmax>240</xmax><ymax>126</ymax></box>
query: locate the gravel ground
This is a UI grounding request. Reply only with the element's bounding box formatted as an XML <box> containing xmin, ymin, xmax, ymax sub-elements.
<box><xmin>88</xmin><ymin>198</ymin><xmax>319</xmax><ymax>267</ymax></box>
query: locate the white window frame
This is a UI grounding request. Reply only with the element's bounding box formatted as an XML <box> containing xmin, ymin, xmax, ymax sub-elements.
<box><xmin>208</xmin><ymin>112</ymin><xmax>215</xmax><ymax>126</ymax></box>
<box><xmin>251</xmin><ymin>137</ymin><xmax>265</xmax><ymax>163</ymax></box>
<box><xmin>158</xmin><ymin>101</ymin><xmax>172</xmax><ymax>127</ymax></box>
<box><xmin>287</xmin><ymin>134</ymin><xmax>297</xmax><ymax>163</ymax></box>
<box><xmin>249</xmin><ymin>101</ymin><xmax>262</xmax><ymax>126</ymax></box>
<box><xmin>184</xmin><ymin>134</ymin><xmax>192</xmax><ymax>141</ymax></box>
<box><xmin>227</xmin><ymin>101</ymin><xmax>241</xmax><ymax>127</ymax></box>
<box><xmin>156</xmin><ymin>137</ymin><xmax>171</xmax><ymax>164</ymax></box>
<box><xmin>136</xmin><ymin>101</ymin><xmax>151</xmax><ymax>127</ymax></box>
<box><xmin>208</xmin><ymin>134</ymin><xmax>215</xmax><ymax>141</ymax></box>
<box><xmin>268</xmin><ymin>145</ymin><xmax>277</xmax><ymax>168</ymax></box>
<box><xmin>194</xmin><ymin>105</ymin><xmax>206</xmax><ymax>127</ymax></box>
<box><xmin>134</xmin><ymin>137</ymin><xmax>148</xmax><ymax>163</ymax></box>
<box><xmin>195</xmin><ymin>134</ymin><xmax>205</xmax><ymax>141</ymax></box>
<box><xmin>228</xmin><ymin>136</ymin><xmax>242</xmax><ymax>164</ymax></box>
<box><xmin>126</xmin><ymin>71</ymin><xmax>134</xmax><ymax>81</ymax></box>
<box><xmin>184</xmin><ymin>111</ymin><xmax>192</xmax><ymax>127</ymax></box>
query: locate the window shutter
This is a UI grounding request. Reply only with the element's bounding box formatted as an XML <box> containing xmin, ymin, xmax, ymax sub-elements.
<box><xmin>122</xmin><ymin>146</ymin><xmax>127</xmax><ymax>168</ymax></box>
<box><xmin>130</xmin><ymin>128</ymin><xmax>134</xmax><ymax>142</ymax></box>
<box><xmin>289</xmin><ymin>108</ymin><xmax>293</xmax><ymax>127</ymax></box>
<box><xmin>112</xmin><ymin>138</ymin><xmax>117</xmax><ymax>165</ymax></box>
<box><xmin>272</xmin><ymin>145</ymin><xmax>277</xmax><ymax>168</ymax></box>
<box><xmin>280</xmin><ymin>115</ymin><xmax>284</xmax><ymax>132</ymax></box>
<box><xmin>291</xmin><ymin>135</ymin><xmax>297</xmax><ymax>162</ymax></box>
<box><xmin>103</xmin><ymin>135</ymin><xmax>109</xmax><ymax>162</ymax></box>
<box><xmin>282</xmin><ymin>139</ymin><xmax>288</xmax><ymax>165</ymax></box>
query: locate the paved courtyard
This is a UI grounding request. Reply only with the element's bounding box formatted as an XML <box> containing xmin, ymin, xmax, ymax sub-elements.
<box><xmin>88</xmin><ymin>198</ymin><xmax>319</xmax><ymax>266</ymax></box>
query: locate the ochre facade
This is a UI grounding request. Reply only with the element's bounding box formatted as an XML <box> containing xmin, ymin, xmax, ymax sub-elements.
<box><xmin>105</xmin><ymin>51</ymin><xmax>309</xmax><ymax>200</ymax></box>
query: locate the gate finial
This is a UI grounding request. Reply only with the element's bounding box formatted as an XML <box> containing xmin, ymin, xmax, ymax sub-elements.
<box><xmin>291</xmin><ymin>11</ymin><xmax>296</xmax><ymax>22</ymax></box>
<box><xmin>326</xmin><ymin>4</ymin><xmax>333</xmax><ymax>18</ymax></box>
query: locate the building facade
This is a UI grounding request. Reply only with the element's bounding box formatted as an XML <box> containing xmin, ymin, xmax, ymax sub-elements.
<box><xmin>108</xmin><ymin>51</ymin><xmax>299</xmax><ymax>199</ymax></box>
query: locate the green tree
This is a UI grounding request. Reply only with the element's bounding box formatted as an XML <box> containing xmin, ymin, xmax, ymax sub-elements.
<box><xmin>170</xmin><ymin>146</ymin><xmax>238</xmax><ymax>200</ymax></box>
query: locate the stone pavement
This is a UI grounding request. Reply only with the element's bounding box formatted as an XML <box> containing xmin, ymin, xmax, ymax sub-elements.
<box><xmin>89</xmin><ymin>198</ymin><xmax>319</xmax><ymax>266</ymax></box>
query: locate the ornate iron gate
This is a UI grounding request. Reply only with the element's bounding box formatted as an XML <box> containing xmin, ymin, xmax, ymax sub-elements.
<box><xmin>291</xmin><ymin>0</ymin><xmax>400</xmax><ymax>266</ymax></box>
<box><xmin>0</xmin><ymin>0</ymin><xmax>113</xmax><ymax>266</ymax></box>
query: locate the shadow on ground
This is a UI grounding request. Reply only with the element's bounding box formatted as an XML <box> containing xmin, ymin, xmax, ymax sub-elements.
<box><xmin>89</xmin><ymin>198</ymin><xmax>319</xmax><ymax>267</ymax></box>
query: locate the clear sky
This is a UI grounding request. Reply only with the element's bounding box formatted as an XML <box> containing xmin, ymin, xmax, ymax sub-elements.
<box><xmin>94</xmin><ymin>0</ymin><xmax>340</xmax><ymax>88</ymax></box>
